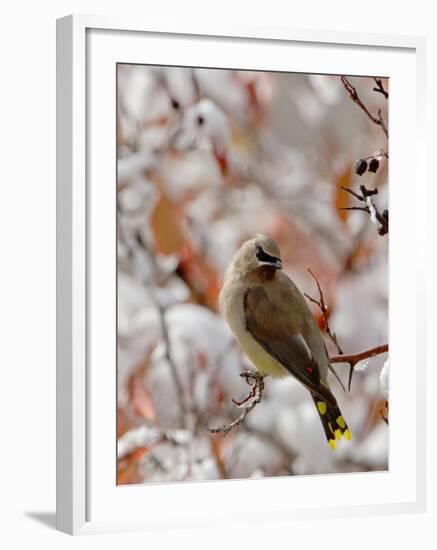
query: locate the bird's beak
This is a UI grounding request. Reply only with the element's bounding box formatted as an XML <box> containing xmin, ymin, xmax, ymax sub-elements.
<box><xmin>261</xmin><ymin>259</ymin><xmax>282</xmax><ymax>270</ymax></box>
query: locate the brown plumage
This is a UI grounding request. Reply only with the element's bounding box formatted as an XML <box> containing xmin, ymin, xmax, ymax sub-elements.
<box><xmin>244</xmin><ymin>284</ymin><xmax>336</xmax><ymax>405</ymax></box>
<box><xmin>220</xmin><ymin>234</ymin><xmax>351</xmax><ymax>449</ymax></box>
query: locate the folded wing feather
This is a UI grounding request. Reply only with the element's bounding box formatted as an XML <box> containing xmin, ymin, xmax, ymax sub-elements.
<box><xmin>244</xmin><ymin>285</ymin><xmax>337</xmax><ymax>406</ymax></box>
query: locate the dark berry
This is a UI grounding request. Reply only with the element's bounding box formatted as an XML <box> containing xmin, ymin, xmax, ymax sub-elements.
<box><xmin>171</xmin><ymin>98</ymin><xmax>180</xmax><ymax>110</ymax></box>
<box><xmin>368</xmin><ymin>158</ymin><xmax>380</xmax><ymax>173</ymax></box>
<box><xmin>355</xmin><ymin>159</ymin><xmax>368</xmax><ymax>176</ymax></box>
<box><xmin>197</xmin><ymin>115</ymin><xmax>205</xmax><ymax>126</ymax></box>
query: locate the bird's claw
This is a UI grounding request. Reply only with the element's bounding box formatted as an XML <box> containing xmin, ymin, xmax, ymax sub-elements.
<box><xmin>232</xmin><ymin>371</ymin><xmax>265</xmax><ymax>407</ymax></box>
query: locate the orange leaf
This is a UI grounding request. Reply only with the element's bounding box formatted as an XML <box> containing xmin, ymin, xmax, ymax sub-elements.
<box><xmin>179</xmin><ymin>253</ymin><xmax>220</xmax><ymax>310</ymax></box>
<box><xmin>343</xmin><ymin>241</ymin><xmax>375</xmax><ymax>271</ymax></box>
<box><xmin>210</xmin><ymin>435</ymin><xmax>227</xmax><ymax>479</ymax></box>
<box><xmin>334</xmin><ymin>166</ymin><xmax>352</xmax><ymax>223</ymax></box>
<box><xmin>129</xmin><ymin>372</ymin><xmax>157</xmax><ymax>422</ymax></box>
<box><xmin>117</xmin><ymin>447</ymin><xmax>148</xmax><ymax>485</ymax></box>
<box><xmin>117</xmin><ymin>407</ymin><xmax>133</xmax><ymax>438</ymax></box>
<box><xmin>150</xmin><ymin>193</ymin><xmax>185</xmax><ymax>255</ymax></box>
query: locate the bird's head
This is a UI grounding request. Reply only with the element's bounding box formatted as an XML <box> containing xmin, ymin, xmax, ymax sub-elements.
<box><xmin>232</xmin><ymin>234</ymin><xmax>283</xmax><ymax>281</ymax></box>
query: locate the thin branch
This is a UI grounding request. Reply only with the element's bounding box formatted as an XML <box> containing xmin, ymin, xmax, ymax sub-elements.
<box><xmin>376</xmin><ymin>108</ymin><xmax>388</xmax><ymax>138</ymax></box>
<box><xmin>330</xmin><ymin>344</ymin><xmax>389</xmax><ymax>391</ymax></box>
<box><xmin>340</xmin><ymin>76</ymin><xmax>389</xmax><ymax>138</ymax></box>
<box><xmin>304</xmin><ymin>269</ymin><xmax>346</xmax><ymax>391</ymax></box>
<box><xmin>373</xmin><ymin>78</ymin><xmax>389</xmax><ymax>99</ymax></box>
<box><xmin>341</xmin><ymin>206</ymin><xmax>370</xmax><ymax>213</ymax></box>
<box><xmin>207</xmin><ymin>371</ymin><xmax>265</xmax><ymax>436</ymax></box>
<box><xmin>304</xmin><ymin>268</ymin><xmax>343</xmax><ymax>355</ymax></box>
<box><xmin>341</xmin><ymin>184</ymin><xmax>389</xmax><ymax>236</ymax></box>
<box><xmin>330</xmin><ymin>344</ymin><xmax>389</xmax><ymax>365</ymax></box>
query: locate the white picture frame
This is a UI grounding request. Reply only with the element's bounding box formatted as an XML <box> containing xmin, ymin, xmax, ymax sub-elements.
<box><xmin>56</xmin><ymin>14</ymin><xmax>427</xmax><ymax>535</ymax></box>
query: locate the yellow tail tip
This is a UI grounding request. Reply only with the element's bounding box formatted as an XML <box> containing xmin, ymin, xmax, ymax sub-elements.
<box><xmin>317</xmin><ymin>401</ymin><xmax>327</xmax><ymax>415</ymax></box>
<box><xmin>344</xmin><ymin>428</ymin><xmax>352</xmax><ymax>441</ymax></box>
<box><xmin>336</xmin><ymin>415</ymin><xmax>346</xmax><ymax>429</ymax></box>
<box><xmin>335</xmin><ymin>429</ymin><xmax>341</xmax><ymax>441</ymax></box>
<box><xmin>328</xmin><ymin>439</ymin><xmax>337</xmax><ymax>450</ymax></box>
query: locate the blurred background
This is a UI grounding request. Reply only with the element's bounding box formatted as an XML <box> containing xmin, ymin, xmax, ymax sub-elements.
<box><xmin>116</xmin><ymin>65</ymin><xmax>389</xmax><ymax>484</ymax></box>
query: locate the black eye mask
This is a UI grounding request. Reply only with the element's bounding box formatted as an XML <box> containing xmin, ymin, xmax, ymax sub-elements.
<box><xmin>255</xmin><ymin>244</ymin><xmax>281</xmax><ymax>264</ymax></box>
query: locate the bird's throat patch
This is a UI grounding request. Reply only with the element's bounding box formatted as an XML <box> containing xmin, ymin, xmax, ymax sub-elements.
<box><xmin>256</xmin><ymin>265</ymin><xmax>277</xmax><ymax>281</ymax></box>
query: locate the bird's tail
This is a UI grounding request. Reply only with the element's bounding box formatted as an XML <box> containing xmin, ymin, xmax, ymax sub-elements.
<box><xmin>311</xmin><ymin>393</ymin><xmax>351</xmax><ymax>450</ymax></box>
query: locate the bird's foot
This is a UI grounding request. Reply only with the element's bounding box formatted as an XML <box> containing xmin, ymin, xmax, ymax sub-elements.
<box><xmin>207</xmin><ymin>371</ymin><xmax>265</xmax><ymax>435</ymax></box>
<box><xmin>232</xmin><ymin>371</ymin><xmax>265</xmax><ymax>407</ymax></box>
<box><xmin>239</xmin><ymin>370</ymin><xmax>265</xmax><ymax>384</ymax></box>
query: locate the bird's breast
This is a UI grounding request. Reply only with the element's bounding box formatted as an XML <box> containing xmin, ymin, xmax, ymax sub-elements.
<box><xmin>220</xmin><ymin>283</ymin><xmax>288</xmax><ymax>378</ymax></box>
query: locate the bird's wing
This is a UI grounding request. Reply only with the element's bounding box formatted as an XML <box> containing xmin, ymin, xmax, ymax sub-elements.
<box><xmin>244</xmin><ymin>285</ymin><xmax>336</xmax><ymax>405</ymax></box>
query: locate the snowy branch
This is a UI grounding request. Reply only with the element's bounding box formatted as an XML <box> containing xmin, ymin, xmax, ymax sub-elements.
<box><xmin>156</xmin><ymin>301</ymin><xmax>189</xmax><ymax>424</ymax></box>
<box><xmin>117</xmin><ymin>66</ymin><xmax>390</xmax><ymax>481</ymax></box>
<box><xmin>117</xmin><ymin>204</ymin><xmax>188</xmax><ymax>425</ymax></box>
<box><xmin>340</xmin><ymin>184</ymin><xmax>389</xmax><ymax>236</ymax></box>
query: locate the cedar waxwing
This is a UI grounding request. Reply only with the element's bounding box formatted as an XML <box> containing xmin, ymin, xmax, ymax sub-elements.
<box><xmin>219</xmin><ymin>234</ymin><xmax>351</xmax><ymax>450</ymax></box>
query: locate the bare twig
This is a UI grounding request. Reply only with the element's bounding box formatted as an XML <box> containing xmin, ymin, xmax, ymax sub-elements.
<box><xmin>304</xmin><ymin>268</ymin><xmax>343</xmax><ymax>355</ymax></box>
<box><xmin>373</xmin><ymin>78</ymin><xmax>389</xmax><ymax>99</ymax></box>
<box><xmin>330</xmin><ymin>344</ymin><xmax>389</xmax><ymax>365</ymax></box>
<box><xmin>207</xmin><ymin>371</ymin><xmax>265</xmax><ymax>436</ymax></box>
<box><xmin>341</xmin><ymin>184</ymin><xmax>389</xmax><ymax>236</ymax></box>
<box><xmin>342</xmin><ymin>206</ymin><xmax>370</xmax><ymax>214</ymax></box>
<box><xmin>304</xmin><ymin>269</ymin><xmax>346</xmax><ymax>391</ymax></box>
<box><xmin>340</xmin><ymin>76</ymin><xmax>389</xmax><ymax>138</ymax></box>
<box><xmin>330</xmin><ymin>344</ymin><xmax>389</xmax><ymax>391</ymax></box>
<box><xmin>304</xmin><ymin>268</ymin><xmax>388</xmax><ymax>392</ymax></box>
<box><xmin>376</xmin><ymin>108</ymin><xmax>388</xmax><ymax>138</ymax></box>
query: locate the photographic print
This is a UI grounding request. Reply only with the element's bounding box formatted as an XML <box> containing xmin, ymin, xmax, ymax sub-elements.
<box><xmin>116</xmin><ymin>65</ymin><xmax>389</xmax><ymax>485</ymax></box>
